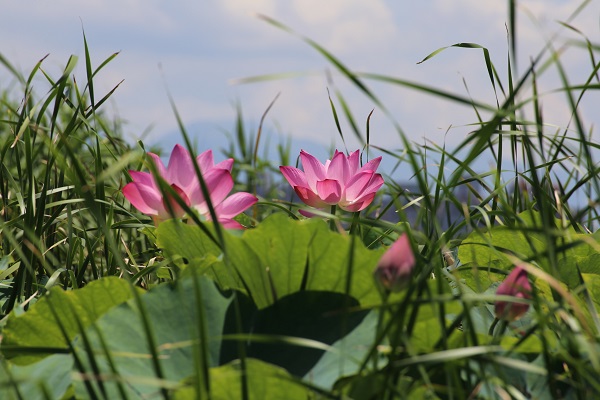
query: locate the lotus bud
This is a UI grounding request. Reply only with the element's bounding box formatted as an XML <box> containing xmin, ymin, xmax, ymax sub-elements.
<box><xmin>373</xmin><ymin>233</ymin><xmax>416</xmax><ymax>292</ymax></box>
<box><xmin>494</xmin><ymin>266</ymin><xmax>532</xmax><ymax>321</ymax></box>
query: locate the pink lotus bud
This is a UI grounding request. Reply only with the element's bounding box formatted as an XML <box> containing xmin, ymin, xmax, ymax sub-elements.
<box><xmin>373</xmin><ymin>233</ymin><xmax>416</xmax><ymax>292</ymax></box>
<box><xmin>494</xmin><ymin>266</ymin><xmax>532</xmax><ymax>321</ymax></box>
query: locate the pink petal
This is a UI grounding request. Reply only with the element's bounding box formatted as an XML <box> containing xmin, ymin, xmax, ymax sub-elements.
<box><xmin>196</xmin><ymin>150</ymin><xmax>233</xmax><ymax>173</ymax></box>
<box><xmin>340</xmin><ymin>192</ymin><xmax>375</xmax><ymax>212</ymax></box>
<box><xmin>345</xmin><ymin>171</ymin><xmax>376</xmax><ymax>200</ymax></box>
<box><xmin>122</xmin><ymin>181</ymin><xmax>163</xmax><ymax>216</ymax></box>
<box><xmin>219</xmin><ymin>219</ymin><xmax>244</xmax><ymax>229</ymax></box>
<box><xmin>189</xmin><ymin>169</ymin><xmax>232</xmax><ymax>206</ymax></box>
<box><xmin>280</xmin><ymin>166</ymin><xmax>308</xmax><ymax>188</ymax></box>
<box><xmin>361</xmin><ymin>173</ymin><xmax>385</xmax><ymax>196</ymax></box>
<box><xmin>158</xmin><ymin>184</ymin><xmax>190</xmax><ymax>219</ymax></box>
<box><xmin>347</xmin><ymin>150</ymin><xmax>360</xmax><ymax>174</ymax></box>
<box><xmin>495</xmin><ymin>266</ymin><xmax>532</xmax><ymax>321</ymax></box>
<box><xmin>496</xmin><ymin>267</ymin><xmax>532</xmax><ymax>296</ymax></box>
<box><xmin>326</xmin><ymin>151</ymin><xmax>349</xmax><ymax>184</ymax></box>
<box><xmin>206</xmin><ymin>169</ymin><xmax>234</xmax><ymax>206</ymax></box>
<box><xmin>359</xmin><ymin>156</ymin><xmax>382</xmax><ymax>173</ymax></box>
<box><xmin>346</xmin><ymin>172</ymin><xmax>384</xmax><ymax>201</ymax></box>
<box><xmin>373</xmin><ymin>233</ymin><xmax>416</xmax><ymax>291</ymax></box>
<box><xmin>196</xmin><ymin>149</ymin><xmax>214</xmax><ymax>172</ymax></box>
<box><xmin>147</xmin><ymin>152</ymin><xmax>168</xmax><ymax>181</ymax></box>
<box><xmin>215</xmin><ymin>192</ymin><xmax>258</xmax><ymax>219</ymax></box>
<box><xmin>300</xmin><ymin>150</ymin><xmax>326</xmax><ymax>191</ymax></box>
<box><xmin>214</xmin><ymin>158</ymin><xmax>234</xmax><ymax>172</ymax></box>
<box><xmin>294</xmin><ymin>186</ymin><xmax>328</xmax><ymax>209</ymax></box>
<box><xmin>167</xmin><ymin>144</ymin><xmax>196</xmax><ymax>192</ymax></box>
<box><xmin>129</xmin><ymin>170</ymin><xmax>156</xmax><ymax>188</ymax></box>
<box><xmin>316</xmin><ymin>179</ymin><xmax>342</xmax><ymax>205</ymax></box>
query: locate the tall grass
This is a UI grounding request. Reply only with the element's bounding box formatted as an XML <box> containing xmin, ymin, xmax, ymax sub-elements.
<box><xmin>0</xmin><ymin>39</ymin><xmax>146</xmax><ymax>315</ymax></box>
<box><xmin>248</xmin><ymin>1</ymin><xmax>600</xmax><ymax>397</ymax></box>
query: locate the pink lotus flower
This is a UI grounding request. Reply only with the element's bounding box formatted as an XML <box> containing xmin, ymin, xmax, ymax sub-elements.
<box><xmin>280</xmin><ymin>150</ymin><xmax>384</xmax><ymax>214</ymax></box>
<box><xmin>123</xmin><ymin>144</ymin><xmax>257</xmax><ymax>228</ymax></box>
<box><xmin>188</xmin><ymin>168</ymin><xmax>258</xmax><ymax>229</ymax></box>
<box><xmin>494</xmin><ymin>266</ymin><xmax>532</xmax><ymax>321</ymax></box>
<box><xmin>373</xmin><ymin>233</ymin><xmax>416</xmax><ymax>292</ymax></box>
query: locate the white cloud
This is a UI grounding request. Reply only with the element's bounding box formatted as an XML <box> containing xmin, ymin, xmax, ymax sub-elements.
<box><xmin>220</xmin><ymin>0</ymin><xmax>279</xmax><ymax>17</ymax></box>
<box><xmin>215</xmin><ymin>0</ymin><xmax>397</xmax><ymax>57</ymax></box>
<box><xmin>290</xmin><ymin>0</ymin><xmax>397</xmax><ymax>54</ymax></box>
<box><xmin>1</xmin><ymin>0</ymin><xmax>599</xmax><ymax>155</ymax></box>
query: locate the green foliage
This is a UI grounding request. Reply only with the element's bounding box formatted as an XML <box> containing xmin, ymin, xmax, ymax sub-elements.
<box><xmin>2</xmin><ymin>0</ymin><xmax>600</xmax><ymax>397</ymax></box>
<box><xmin>175</xmin><ymin>359</ymin><xmax>312</xmax><ymax>400</ymax></box>
<box><xmin>156</xmin><ymin>213</ymin><xmax>386</xmax><ymax>308</ymax></box>
<box><xmin>0</xmin><ymin>45</ymin><xmax>147</xmax><ymax>316</ymax></box>
<box><xmin>69</xmin><ymin>273</ymin><xmax>233</xmax><ymax>398</ymax></box>
<box><xmin>2</xmin><ymin>277</ymin><xmax>133</xmax><ymax>365</ymax></box>
<box><xmin>0</xmin><ymin>354</ymin><xmax>73</xmax><ymax>400</ymax></box>
<box><xmin>0</xmin><ymin>271</ymin><xmax>383</xmax><ymax>398</ymax></box>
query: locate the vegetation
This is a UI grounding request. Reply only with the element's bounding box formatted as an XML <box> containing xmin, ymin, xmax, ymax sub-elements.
<box><xmin>1</xmin><ymin>1</ymin><xmax>600</xmax><ymax>398</ymax></box>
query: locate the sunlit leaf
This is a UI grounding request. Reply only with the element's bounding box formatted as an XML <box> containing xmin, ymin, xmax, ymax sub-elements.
<box><xmin>2</xmin><ymin>277</ymin><xmax>133</xmax><ymax>365</ymax></box>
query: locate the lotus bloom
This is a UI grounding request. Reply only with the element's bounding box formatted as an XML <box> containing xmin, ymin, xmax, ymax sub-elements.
<box><xmin>123</xmin><ymin>144</ymin><xmax>257</xmax><ymax>228</ymax></box>
<box><xmin>494</xmin><ymin>266</ymin><xmax>532</xmax><ymax>321</ymax></box>
<box><xmin>280</xmin><ymin>150</ymin><xmax>384</xmax><ymax>214</ymax></box>
<box><xmin>373</xmin><ymin>233</ymin><xmax>416</xmax><ymax>292</ymax></box>
<box><xmin>187</xmin><ymin>168</ymin><xmax>258</xmax><ymax>229</ymax></box>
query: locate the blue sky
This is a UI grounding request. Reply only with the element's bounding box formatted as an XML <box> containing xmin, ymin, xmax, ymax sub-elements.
<box><xmin>1</xmin><ymin>0</ymin><xmax>599</xmax><ymax>156</ymax></box>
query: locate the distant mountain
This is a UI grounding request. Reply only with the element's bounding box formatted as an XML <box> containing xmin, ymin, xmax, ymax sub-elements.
<box><xmin>145</xmin><ymin>119</ymin><xmax>403</xmax><ymax>175</ymax></box>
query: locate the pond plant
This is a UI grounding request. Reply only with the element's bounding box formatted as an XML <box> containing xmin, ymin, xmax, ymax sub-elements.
<box><xmin>1</xmin><ymin>1</ymin><xmax>600</xmax><ymax>398</ymax></box>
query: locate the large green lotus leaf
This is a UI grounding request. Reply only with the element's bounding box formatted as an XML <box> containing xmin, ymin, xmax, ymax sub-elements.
<box><xmin>455</xmin><ymin>262</ymin><xmax>507</xmax><ymax>294</ymax></box>
<box><xmin>72</xmin><ymin>273</ymin><xmax>232</xmax><ymax>399</ymax></box>
<box><xmin>0</xmin><ymin>354</ymin><xmax>73</xmax><ymax>400</ymax></box>
<box><xmin>303</xmin><ymin>310</ymin><xmax>381</xmax><ymax>390</ymax></box>
<box><xmin>70</xmin><ymin>276</ymin><xmax>375</xmax><ymax>396</ymax></box>
<box><xmin>157</xmin><ymin>213</ymin><xmax>385</xmax><ymax>309</ymax></box>
<box><xmin>396</xmin><ymin>299</ymin><xmax>463</xmax><ymax>354</ymax></box>
<box><xmin>334</xmin><ymin>372</ymin><xmax>389</xmax><ymax>400</ymax></box>
<box><xmin>2</xmin><ymin>277</ymin><xmax>133</xmax><ymax>365</ymax></box>
<box><xmin>458</xmin><ymin>211</ymin><xmax>600</xmax><ymax>290</ymax></box>
<box><xmin>219</xmin><ymin>290</ymin><xmax>369</xmax><ymax>378</ymax></box>
<box><xmin>306</xmin><ymin>224</ymin><xmax>385</xmax><ymax>307</ymax></box>
<box><xmin>457</xmin><ymin>210</ymin><xmax>574</xmax><ymax>270</ymax></box>
<box><xmin>222</xmin><ymin>233</ymin><xmax>278</xmax><ymax>308</ymax></box>
<box><xmin>71</xmin><ymin>274</ymin><xmax>231</xmax><ymax>398</ymax></box>
<box><xmin>157</xmin><ymin>220</ymin><xmax>276</xmax><ymax>308</ymax></box>
<box><xmin>156</xmin><ymin>219</ymin><xmax>271</xmax><ymax>306</ymax></box>
<box><xmin>457</xmin><ymin>238</ymin><xmax>600</xmax><ymax>327</ymax></box>
<box><xmin>458</xmin><ymin>227</ymin><xmax>544</xmax><ymax>272</ymax></box>
<box><xmin>583</xmin><ymin>272</ymin><xmax>600</xmax><ymax>310</ymax></box>
<box><xmin>241</xmin><ymin>213</ymin><xmax>322</xmax><ymax>298</ymax></box>
<box><xmin>173</xmin><ymin>358</ymin><xmax>312</xmax><ymax>399</ymax></box>
<box><xmin>155</xmin><ymin>221</ymin><xmax>240</xmax><ymax>291</ymax></box>
<box><xmin>334</xmin><ymin>370</ymin><xmax>441</xmax><ymax>399</ymax></box>
<box><xmin>556</xmin><ymin>235</ymin><xmax>600</xmax><ymax>289</ymax></box>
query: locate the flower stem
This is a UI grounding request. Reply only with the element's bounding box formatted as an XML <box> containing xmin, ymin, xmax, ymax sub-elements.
<box><xmin>329</xmin><ymin>205</ymin><xmax>337</xmax><ymax>231</ymax></box>
<box><xmin>349</xmin><ymin>211</ymin><xmax>360</xmax><ymax>235</ymax></box>
<box><xmin>489</xmin><ymin>317</ymin><xmax>508</xmax><ymax>344</ymax></box>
